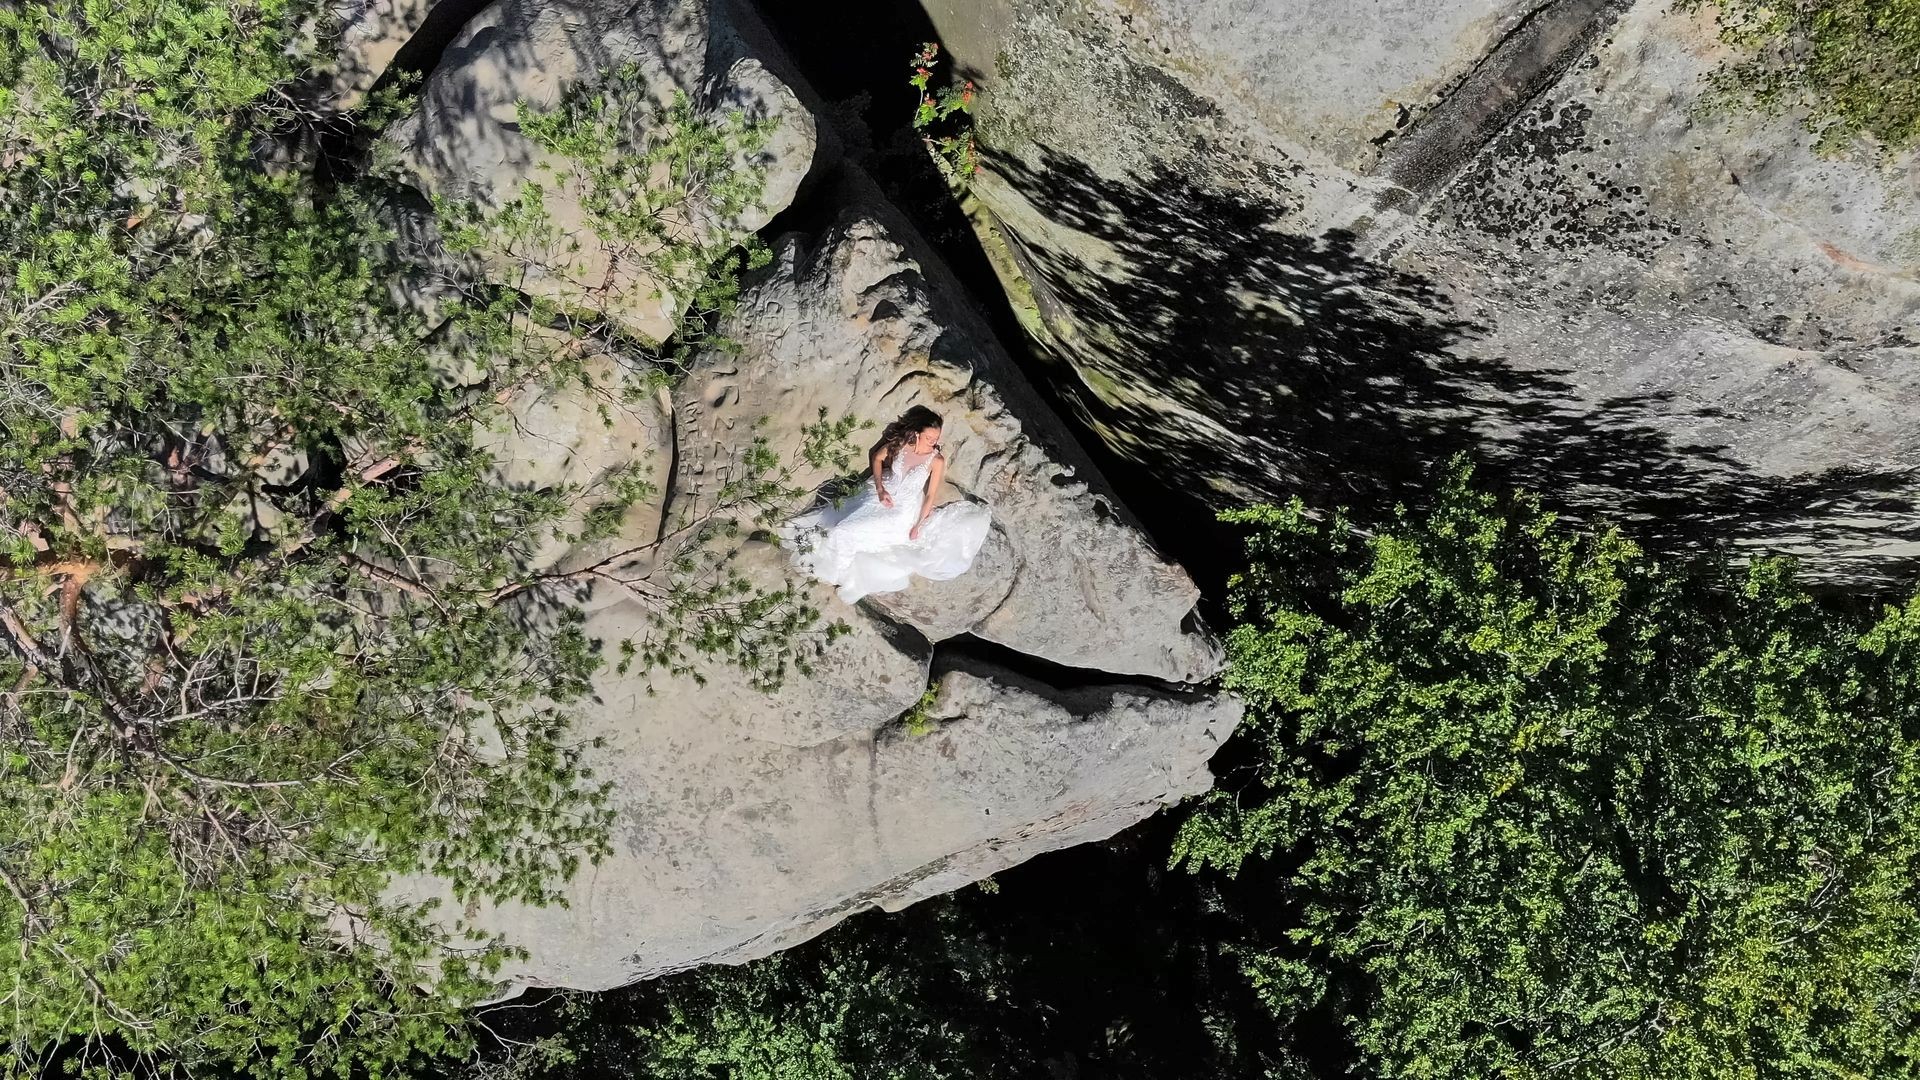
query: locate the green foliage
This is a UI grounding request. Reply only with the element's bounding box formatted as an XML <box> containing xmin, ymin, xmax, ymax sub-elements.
<box><xmin>1685</xmin><ymin>0</ymin><xmax>1920</xmax><ymax>154</ymax></box>
<box><xmin>627</xmin><ymin>951</ymin><xmax>972</xmax><ymax>1079</ymax></box>
<box><xmin>1175</xmin><ymin>459</ymin><xmax>1920</xmax><ymax>1079</ymax></box>
<box><xmin>464</xmin><ymin>903</ymin><xmax>1030</xmax><ymax>1080</ymax></box>
<box><xmin>899</xmin><ymin>685</ymin><xmax>942</xmax><ymax>737</ymax></box>
<box><xmin>908</xmin><ymin>43</ymin><xmax>977</xmax><ymax>188</ymax></box>
<box><xmin>453</xmin><ymin>844</ymin><xmax>1281</xmax><ymax>1080</ymax></box>
<box><xmin>0</xmin><ymin>0</ymin><xmax>305</xmax><ymax>179</ymax></box>
<box><xmin>435</xmin><ymin>66</ymin><xmax>776</xmax><ymax>366</ymax></box>
<box><xmin>614</xmin><ymin>411</ymin><xmax>862</xmax><ymax>694</ymax></box>
<box><xmin>0</xmin><ymin>2</ymin><xmax>835</xmax><ymax>1075</ymax></box>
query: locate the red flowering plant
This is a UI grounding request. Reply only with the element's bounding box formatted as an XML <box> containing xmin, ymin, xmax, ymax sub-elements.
<box><xmin>908</xmin><ymin>42</ymin><xmax>977</xmax><ymax>187</ymax></box>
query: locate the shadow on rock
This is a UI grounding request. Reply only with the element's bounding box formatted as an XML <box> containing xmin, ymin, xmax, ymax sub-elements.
<box><xmin>985</xmin><ymin>146</ymin><xmax>1920</xmax><ymax>574</ymax></box>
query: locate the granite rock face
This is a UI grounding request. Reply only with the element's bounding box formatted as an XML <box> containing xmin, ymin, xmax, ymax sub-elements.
<box><xmin>929</xmin><ymin>0</ymin><xmax>1920</xmax><ymax>576</ymax></box>
<box><xmin>365</xmin><ymin>0</ymin><xmax>1236</xmax><ymax>995</ymax></box>
<box><xmin>461</xmin><ymin>647</ymin><xmax>1235</xmax><ymax>990</ymax></box>
<box><xmin>678</xmin><ymin>211</ymin><xmax>1221</xmax><ymax>682</ymax></box>
<box><xmin>423</xmin><ymin>210</ymin><xmax>1231</xmax><ymax>990</ymax></box>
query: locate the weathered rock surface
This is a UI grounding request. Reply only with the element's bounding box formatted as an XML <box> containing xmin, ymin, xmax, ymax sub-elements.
<box><xmin>384</xmin><ymin>0</ymin><xmax>815</xmax><ymax>341</ymax></box>
<box><xmin>929</xmin><ymin>0</ymin><xmax>1920</xmax><ymax>576</ymax></box>
<box><xmin>366</xmin><ymin>0</ymin><xmax>1235</xmax><ymax>994</ymax></box>
<box><xmin>678</xmin><ymin>209</ymin><xmax>1221</xmax><ymax>682</ymax></box>
<box><xmin>457</xmin><ymin>644</ymin><xmax>1234</xmax><ymax>990</ymax></box>
<box><xmin>416</xmin><ymin>208</ymin><xmax>1231</xmax><ymax>990</ymax></box>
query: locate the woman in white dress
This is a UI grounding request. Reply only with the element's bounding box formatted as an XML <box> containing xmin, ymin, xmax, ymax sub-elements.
<box><xmin>784</xmin><ymin>406</ymin><xmax>992</xmax><ymax>604</ymax></box>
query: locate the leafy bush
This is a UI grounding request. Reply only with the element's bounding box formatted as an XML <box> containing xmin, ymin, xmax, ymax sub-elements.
<box><xmin>908</xmin><ymin>43</ymin><xmax>977</xmax><ymax>188</ymax></box>
<box><xmin>1175</xmin><ymin>460</ymin><xmax>1920</xmax><ymax>1078</ymax></box>
<box><xmin>462</xmin><ymin>898</ymin><xmax>1040</xmax><ymax>1080</ymax></box>
<box><xmin>1686</xmin><ymin>0</ymin><xmax>1920</xmax><ymax>154</ymax></box>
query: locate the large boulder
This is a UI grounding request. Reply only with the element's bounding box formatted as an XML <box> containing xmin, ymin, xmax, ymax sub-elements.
<box><xmin>392</xmin><ymin>203</ymin><xmax>1232</xmax><ymax>991</ymax></box>
<box><xmin>930</xmin><ymin>0</ymin><xmax>1920</xmax><ymax>577</ymax></box>
<box><xmin>368</xmin><ymin>0</ymin><xmax>1233</xmax><ymax>994</ymax></box>
<box><xmin>456</xmin><ymin>641</ymin><xmax>1235</xmax><ymax>990</ymax></box>
<box><xmin>383</xmin><ymin>0</ymin><xmax>815</xmax><ymax>341</ymax></box>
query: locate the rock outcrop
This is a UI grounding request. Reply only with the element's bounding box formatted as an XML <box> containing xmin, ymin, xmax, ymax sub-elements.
<box><xmin>930</xmin><ymin>0</ymin><xmax>1920</xmax><ymax>576</ymax></box>
<box><xmin>376</xmin><ymin>0</ymin><xmax>1233</xmax><ymax>991</ymax></box>
<box><xmin>470</xmin><ymin>644</ymin><xmax>1234</xmax><ymax>990</ymax></box>
<box><xmin>677</xmin><ymin>210</ymin><xmax>1220</xmax><ymax>682</ymax></box>
<box><xmin>384</xmin><ymin>0</ymin><xmax>814</xmax><ymax>341</ymax></box>
<box><xmin>421</xmin><ymin>208</ymin><xmax>1231</xmax><ymax>991</ymax></box>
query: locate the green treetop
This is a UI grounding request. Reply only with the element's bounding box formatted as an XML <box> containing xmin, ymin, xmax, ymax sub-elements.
<box><xmin>1176</xmin><ymin>460</ymin><xmax>1920</xmax><ymax>1079</ymax></box>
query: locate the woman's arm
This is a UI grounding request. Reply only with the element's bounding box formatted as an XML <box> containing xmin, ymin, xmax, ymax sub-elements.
<box><xmin>872</xmin><ymin>447</ymin><xmax>893</xmax><ymax>507</ymax></box>
<box><xmin>910</xmin><ymin>453</ymin><xmax>945</xmax><ymax>540</ymax></box>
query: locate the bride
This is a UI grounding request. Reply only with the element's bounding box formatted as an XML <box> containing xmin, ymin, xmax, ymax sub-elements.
<box><xmin>783</xmin><ymin>406</ymin><xmax>991</xmax><ymax>604</ymax></box>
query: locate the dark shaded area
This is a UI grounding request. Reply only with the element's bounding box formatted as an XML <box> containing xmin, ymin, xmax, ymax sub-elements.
<box><xmin>934</xmin><ymin>631</ymin><xmax>1200</xmax><ymax>695</ymax></box>
<box><xmin>988</xmin><ymin>144</ymin><xmax>1920</xmax><ymax>569</ymax></box>
<box><xmin>751</xmin><ymin>0</ymin><xmax>982</xmax><ymax>256</ymax></box>
<box><xmin>380</xmin><ymin>0</ymin><xmax>499</xmax><ymax>85</ymax></box>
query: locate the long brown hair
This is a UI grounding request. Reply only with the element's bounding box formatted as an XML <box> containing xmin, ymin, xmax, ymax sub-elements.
<box><xmin>875</xmin><ymin>405</ymin><xmax>942</xmax><ymax>464</ymax></box>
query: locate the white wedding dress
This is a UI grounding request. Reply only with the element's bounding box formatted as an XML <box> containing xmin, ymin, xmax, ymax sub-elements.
<box><xmin>783</xmin><ymin>450</ymin><xmax>992</xmax><ymax>604</ymax></box>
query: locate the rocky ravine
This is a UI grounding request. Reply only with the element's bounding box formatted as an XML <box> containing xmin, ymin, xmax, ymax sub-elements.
<box><xmin>925</xmin><ymin>0</ymin><xmax>1920</xmax><ymax>577</ymax></box>
<box><xmin>359</xmin><ymin>0</ymin><xmax>1235</xmax><ymax>991</ymax></box>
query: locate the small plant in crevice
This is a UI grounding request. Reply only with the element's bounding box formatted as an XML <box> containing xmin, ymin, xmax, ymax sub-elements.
<box><xmin>909</xmin><ymin>42</ymin><xmax>978</xmax><ymax>188</ymax></box>
<box><xmin>900</xmin><ymin>685</ymin><xmax>943</xmax><ymax>737</ymax></box>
